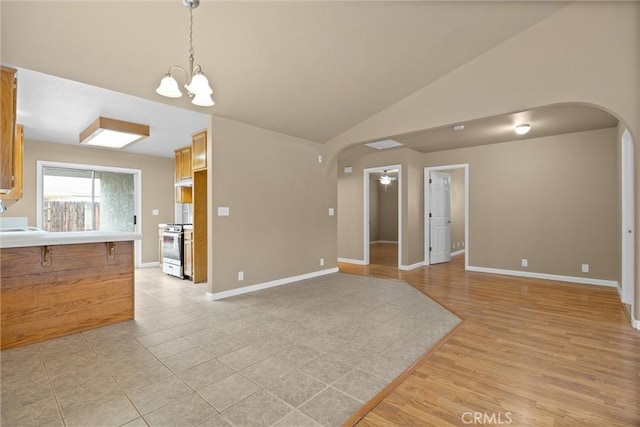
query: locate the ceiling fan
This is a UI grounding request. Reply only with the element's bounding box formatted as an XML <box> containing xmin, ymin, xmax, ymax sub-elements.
<box><xmin>379</xmin><ymin>169</ymin><xmax>398</xmax><ymax>185</ymax></box>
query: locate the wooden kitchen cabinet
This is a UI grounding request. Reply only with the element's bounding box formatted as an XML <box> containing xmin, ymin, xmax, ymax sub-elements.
<box><xmin>179</xmin><ymin>146</ymin><xmax>192</xmax><ymax>180</ymax></box>
<box><xmin>174</xmin><ymin>146</ymin><xmax>192</xmax><ymax>203</ymax></box>
<box><xmin>0</xmin><ymin>124</ymin><xmax>23</xmax><ymax>200</ymax></box>
<box><xmin>1</xmin><ymin>66</ymin><xmax>17</xmax><ymax>195</ymax></box>
<box><xmin>183</xmin><ymin>229</ymin><xmax>193</xmax><ymax>278</ymax></box>
<box><xmin>192</xmin><ymin>130</ymin><xmax>207</xmax><ymax>171</ymax></box>
<box><xmin>192</xmin><ymin>170</ymin><xmax>207</xmax><ymax>283</ymax></box>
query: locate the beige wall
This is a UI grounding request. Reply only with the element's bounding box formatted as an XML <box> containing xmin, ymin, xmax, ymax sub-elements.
<box><xmin>406</xmin><ymin>154</ymin><xmax>424</xmax><ymax>266</ymax></box>
<box><xmin>0</xmin><ymin>139</ymin><xmax>175</xmax><ymax>264</ymax></box>
<box><xmin>210</xmin><ymin>116</ymin><xmax>337</xmax><ymax>294</ymax></box>
<box><xmin>424</xmin><ymin>128</ymin><xmax>619</xmax><ymax>280</ymax></box>
<box><xmin>636</xmin><ymin>3</ymin><xmax>640</xmax><ymax>322</ymax></box>
<box><xmin>450</xmin><ymin>168</ymin><xmax>465</xmax><ymax>252</ymax></box>
<box><xmin>338</xmin><ymin>148</ymin><xmax>408</xmax><ymax>263</ymax></box>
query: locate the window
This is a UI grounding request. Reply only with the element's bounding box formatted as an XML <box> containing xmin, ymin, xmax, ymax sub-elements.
<box><xmin>38</xmin><ymin>163</ymin><xmax>138</xmax><ymax>233</ymax></box>
<box><xmin>42</xmin><ymin>167</ymin><xmax>99</xmax><ymax>231</ymax></box>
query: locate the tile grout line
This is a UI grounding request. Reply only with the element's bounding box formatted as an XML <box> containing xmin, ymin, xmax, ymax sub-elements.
<box><xmin>80</xmin><ymin>327</ymin><xmax>148</xmax><ymax>426</ymax></box>
<box><xmin>36</xmin><ymin>342</ymin><xmax>67</xmax><ymax>427</ymax></box>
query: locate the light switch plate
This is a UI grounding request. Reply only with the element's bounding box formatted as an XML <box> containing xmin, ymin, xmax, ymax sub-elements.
<box><xmin>218</xmin><ymin>207</ymin><xmax>230</xmax><ymax>216</ymax></box>
<box><xmin>328</xmin><ymin>208</ymin><xmax>335</xmax><ymax>216</ymax></box>
<box><xmin>344</xmin><ymin>166</ymin><xmax>352</xmax><ymax>174</ymax></box>
<box><xmin>152</xmin><ymin>209</ymin><xmax>159</xmax><ymax>216</ymax></box>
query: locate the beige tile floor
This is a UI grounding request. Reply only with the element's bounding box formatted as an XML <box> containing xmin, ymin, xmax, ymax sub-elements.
<box><xmin>1</xmin><ymin>269</ymin><xmax>460</xmax><ymax>427</ymax></box>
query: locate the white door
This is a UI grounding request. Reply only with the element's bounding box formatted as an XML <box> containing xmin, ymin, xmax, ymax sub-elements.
<box><xmin>429</xmin><ymin>171</ymin><xmax>451</xmax><ymax>264</ymax></box>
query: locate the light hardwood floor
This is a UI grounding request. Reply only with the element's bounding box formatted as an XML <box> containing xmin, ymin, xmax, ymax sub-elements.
<box><xmin>369</xmin><ymin>243</ymin><xmax>399</xmax><ymax>267</ymax></box>
<box><xmin>341</xmin><ymin>248</ymin><xmax>640</xmax><ymax>427</ymax></box>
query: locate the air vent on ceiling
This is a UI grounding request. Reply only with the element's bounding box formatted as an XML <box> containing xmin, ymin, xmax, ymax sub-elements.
<box><xmin>364</xmin><ymin>139</ymin><xmax>403</xmax><ymax>150</ymax></box>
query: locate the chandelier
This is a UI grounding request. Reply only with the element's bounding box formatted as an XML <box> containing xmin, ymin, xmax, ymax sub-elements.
<box><xmin>156</xmin><ymin>0</ymin><xmax>214</xmax><ymax>107</ymax></box>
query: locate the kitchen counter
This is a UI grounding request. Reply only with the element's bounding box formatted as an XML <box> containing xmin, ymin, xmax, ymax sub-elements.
<box><xmin>0</xmin><ymin>229</ymin><xmax>142</xmax><ymax>249</ymax></box>
<box><xmin>1</xmin><ymin>232</ymin><xmax>138</xmax><ymax>349</ymax></box>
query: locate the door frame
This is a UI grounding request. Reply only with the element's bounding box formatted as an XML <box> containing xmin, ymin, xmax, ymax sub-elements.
<box><xmin>363</xmin><ymin>164</ymin><xmax>402</xmax><ymax>268</ymax></box>
<box><xmin>424</xmin><ymin>164</ymin><xmax>469</xmax><ymax>269</ymax></box>
<box><xmin>621</xmin><ymin>129</ymin><xmax>635</xmax><ymax>316</ymax></box>
<box><xmin>36</xmin><ymin>160</ymin><xmax>143</xmax><ymax>268</ymax></box>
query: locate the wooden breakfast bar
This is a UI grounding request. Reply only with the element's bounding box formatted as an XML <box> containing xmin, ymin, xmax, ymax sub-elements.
<box><xmin>0</xmin><ymin>230</ymin><xmax>141</xmax><ymax>349</ymax></box>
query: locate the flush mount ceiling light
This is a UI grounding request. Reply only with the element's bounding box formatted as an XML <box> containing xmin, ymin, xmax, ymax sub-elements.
<box><xmin>80</xmin><ymin>117</ymin><xmax>150</xmax><ymax>149</ymax></box>
<box><xmin>156</xmin><ymin>0</ymin><xmax>214</xmax><ymax>107</ymax></box>
<box><xmin>453</xmin><ymin>124</ymin><xmax>465</xmax><ymax>131</ymax></box>
<box><xmin>515</xmin><ymin>124</ymin><xmax>531</xmax><ymax>135</ymax></box>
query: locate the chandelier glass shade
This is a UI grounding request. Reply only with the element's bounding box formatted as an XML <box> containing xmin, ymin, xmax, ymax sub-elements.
<box><xmin>156</xmin><ymin>0</ymin><xmax>214</xmax><ymax>107</ymax></box>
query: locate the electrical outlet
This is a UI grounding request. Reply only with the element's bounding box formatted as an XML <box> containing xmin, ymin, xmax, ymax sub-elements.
<box><xmin>218</xmin><ymin>207</ymin><xmax>230</xmax><ymax>216</ymax></box>
<box><xmin>320</xmin><ymin>258</ymin><xmax>325</xmax><ymax>266</ymax></box>
<box><xmin>328</xmin><ymin>208</ymin><xmax>335</xmax><ymax>216</ymax></box>
<box><xmin>582</xmin><ymin>264</ymin><xmax>589</xmax><ymax>273</ymax></box>
<box><xmin>238</xmin><ymin>271</ymin><xmax>244</xmax><ymax>281</ymax></box>
<box><xmin>521</xmin><ymin>259</ymin><xmax>528</xmax><ymax>267</ymax></box>
<box><xmin>318</xmin><ymin>155</ymin><xmax>323</xmax><ymax>163</ymax></box>
<box><xmin>152</xmin><ymin>209</ymin><xmax>159</xmax><ymax>216</ymax></box>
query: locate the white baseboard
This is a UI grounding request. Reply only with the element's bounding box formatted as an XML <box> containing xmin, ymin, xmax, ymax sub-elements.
<box><xmin>466</xmin><ymin>265</ymin><xmax>619</xmax><ymax>287</ymax></box>
<box><xmin>371</xmin><ymin>240</ymin><xmax>398</xmax><ymax>244</ymax></box>
<box><xmin>138</xmin><ymin>262</ymin><xmax>160</xmax><ymax>268</ymax></box>
<box><xmin>337</xmin><ymin>258</ymin><xmax>367</xmax><ymax>265</ymax></box>
<box><xmin>633</xmin><ymin>316</ymin><xmax>640</xmax><ymax>330</ymax></box>
<box><xmin>451</xmin><ymin>249</ymin><xmax>466</xmax><ymax>257</ymax></box>
<box><xmin>399</xmin><ymin>261</ymin><xmax>424</xmax><ymax>271</ymax></box>
<box><xmin>207</xmin><ymin>267</ymin><xmax>339</xmax><ymax>300</ymax></box>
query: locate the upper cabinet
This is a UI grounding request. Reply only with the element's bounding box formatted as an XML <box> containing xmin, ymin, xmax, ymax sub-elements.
<box><xmin>1</xmin><ymin>67</ymin><xmax>23</xmax><ymax>200</ymax></box>
<box><xmin>192</xmin><ymin>130</ymin><xmax>207</xmax><ymax>171</ymax></box>
<box><xmin>0</xmin><ymin>67</ymin><xmax>16</xmax><ymax>192</ymax></box>
<box><xmin>179</xmin><ymin>146</ymin><xmax>192</xmax><ymax>180</ymax></box>
<box><xmin>3</xmin><ymin>125</ymin><xmax>24</xmax><ymax>200</ymax></box>
<box><xmin>174</xmin><ymin>145</ymin><xmax>192</xmax><ymax>203</ymax></box>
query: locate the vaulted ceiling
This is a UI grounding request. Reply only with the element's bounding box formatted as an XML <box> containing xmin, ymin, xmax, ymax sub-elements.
<box><xmin>2</xmin><ymin>1</ymin><xmax>571</xmax><ymax>153</ymax></box>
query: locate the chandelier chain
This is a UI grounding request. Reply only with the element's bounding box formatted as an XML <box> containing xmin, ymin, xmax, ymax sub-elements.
<box><xmin>188</xmin><ymin>8</ymin><xmax>194</xmax><ymax>62</ymax></box>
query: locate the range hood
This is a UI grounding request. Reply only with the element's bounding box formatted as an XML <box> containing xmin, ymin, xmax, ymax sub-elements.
<box><xmin>174</xmin><ymin>178</ymin><xmax>193</xmax><ymax>187</ymax></box>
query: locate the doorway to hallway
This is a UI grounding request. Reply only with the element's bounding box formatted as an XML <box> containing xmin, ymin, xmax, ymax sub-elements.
<box><xmin>364</xmin><ymin>165</ymin><xmax>401</xmax><ymax>268</ymax></box>
<box><xmin>425</xmin><ymin>164</ymin><xmax>468</xmax><ymax>268</ymax></box>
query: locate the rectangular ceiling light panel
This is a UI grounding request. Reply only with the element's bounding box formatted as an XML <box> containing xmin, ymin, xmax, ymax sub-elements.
<box><xmin>364</xmin><ymin>139</ymin><xmax>403</xmax><ymax>150</ymax></box>
<box><xmin>80</xmin><ymin>117</ymin><xmax>150</xmax><ymax>149</ymax></box>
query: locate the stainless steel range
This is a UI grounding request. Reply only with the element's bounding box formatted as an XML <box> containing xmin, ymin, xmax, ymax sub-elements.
<box><xmin>162</xmin><ymin>223</ymin><xmax>190</xmax><ymax>278</ymax></box>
